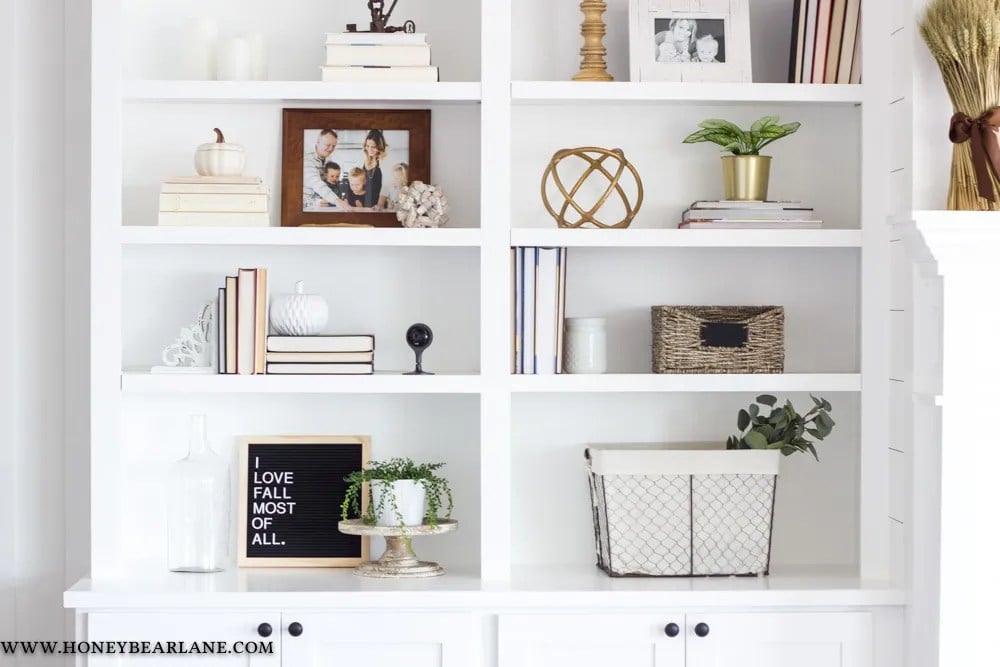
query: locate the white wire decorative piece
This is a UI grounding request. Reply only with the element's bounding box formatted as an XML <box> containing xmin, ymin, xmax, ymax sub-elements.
<box><xmin>151</xmin><ymin>302</ymin><xmax>215</xmax><ymax>374</ymax></box>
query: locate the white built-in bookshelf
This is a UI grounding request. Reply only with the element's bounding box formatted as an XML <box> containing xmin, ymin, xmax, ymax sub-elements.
<box><xmin>79</xmin><ymin>0</ymin><xmax>905</xmax><ymax>625</ymax></box>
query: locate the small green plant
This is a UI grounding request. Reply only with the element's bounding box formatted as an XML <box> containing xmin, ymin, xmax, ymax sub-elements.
<box><xmin>341</xmin><ymin>458</ymin><xmax>454</xmax><ymax>530</ymax></box>
<box><xmin>726</xmin><ymin>394</ymin><xmax>835</xmax><ymax>461</ymax></box>
<box><xmin>682</xmin><ymin>116</ymin><xmax>801</xmax><ymax>155</ymax></box>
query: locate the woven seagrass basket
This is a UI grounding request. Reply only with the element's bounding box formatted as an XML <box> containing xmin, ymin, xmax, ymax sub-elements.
<box><xmin>651</xmin><ymin>306</ymin><xmax>784</xmax><ymax>374</ymax></box>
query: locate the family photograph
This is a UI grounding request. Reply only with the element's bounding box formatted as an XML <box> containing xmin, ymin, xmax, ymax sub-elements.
<box><xmin>302</xmin><ymin>128</ymin><xmax>411</xmax><ymax>213</ymax></box>
<box><xmin>654</xmin><ymin>17</ymin><xmax>727</xmax><ymax>64</ymax></box>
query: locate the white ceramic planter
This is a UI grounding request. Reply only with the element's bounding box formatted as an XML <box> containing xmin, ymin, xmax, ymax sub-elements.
<box><xmin>372</xmin><ymin>480</ymin><xmax>427</xmax><ymax>527</ymax></box>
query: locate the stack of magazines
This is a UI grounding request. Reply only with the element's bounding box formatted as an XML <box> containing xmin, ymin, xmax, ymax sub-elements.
<box><xmin>679</xmin><ymin>201</ymin><xmax>821</xmax><ymax>229</ymax></box>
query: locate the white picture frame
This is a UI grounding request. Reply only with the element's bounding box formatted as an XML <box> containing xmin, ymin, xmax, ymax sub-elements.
<box><xmin>629</xmin><ymin>0</ymin><xmax>752</xmax><ymax>83</ymax></box>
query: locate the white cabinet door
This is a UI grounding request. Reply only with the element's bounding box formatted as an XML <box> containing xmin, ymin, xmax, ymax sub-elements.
<box><xmin>279</xmin><ymin>612</ymin><xmax>483</xmax><ymax>667</ymax></box>
<box><xmin>685</xmin><ymin>612</ymin><xmax>871</xmax><ymax>667</ymax></box>
<box><xmin>87</xmin><ymin>612</ymin><xmax>280</xmax><ymax>666</ymax></box>
<box><xmin>499</xmin><ymin>614</ymin><xmax>685</xmax><ymax>667</ymax></box>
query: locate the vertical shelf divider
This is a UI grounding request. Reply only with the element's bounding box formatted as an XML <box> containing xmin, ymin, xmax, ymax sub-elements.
<box><xmin>859</xmin><ymin>0</ymin><xmax>893</xmax><ymax>582</ymax></box>
<box><xmin>479</xmin><ymin>0</ymin><xmax>514</xmax><ymax>581</ymax></box>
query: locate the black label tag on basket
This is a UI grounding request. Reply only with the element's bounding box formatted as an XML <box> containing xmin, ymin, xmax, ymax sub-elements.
<box><xmin>701</xmin><ymin>322</ymin><xmax>748</xmax><ymax>348</ymax></box>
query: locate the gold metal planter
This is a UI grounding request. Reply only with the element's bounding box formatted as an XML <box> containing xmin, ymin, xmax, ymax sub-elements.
<box><xmin>721</xmin><ymin>155</ymin><xmax>772</xmax><ymax>201</ymax></box>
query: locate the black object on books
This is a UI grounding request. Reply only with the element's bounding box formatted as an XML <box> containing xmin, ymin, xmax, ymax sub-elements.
<box><xmin>404</xmin><ymin>323</ymin><xmax>434</xmax><ymax>375</ymax></box>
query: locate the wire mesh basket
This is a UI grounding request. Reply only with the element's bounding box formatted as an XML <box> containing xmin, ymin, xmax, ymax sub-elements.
<box><xmin>586</xmin><ymin>446</ymin><xmax>779</xmax><ymax>577</ymax></box>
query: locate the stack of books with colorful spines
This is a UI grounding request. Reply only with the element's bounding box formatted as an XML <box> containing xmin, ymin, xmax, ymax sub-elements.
<box><xmin>159</xmin><ymin>176</ymin><xmax>270</xmax><ymax>227</ymax></box>
<box><xmin>679</xmin><ymin>201</ymin><xmax>821</xmax><ymax>229</ymax></box>
<box><xmin>320</xmin><ymin>32</ymin><xmax>439</xmax><ymax>82</ymax></box>
<box><xmin>265</xmin><ymin>335</ymin><xmax>375</xmax><ymax>375</ymax></box>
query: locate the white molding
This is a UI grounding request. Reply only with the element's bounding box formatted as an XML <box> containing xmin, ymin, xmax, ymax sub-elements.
<box><xmin>121</xmin><ymin>226</ymin><xmax>482</xmax><ymax>247</ymax></box>
<box><xmin>512</xmin><ymin>81</ymin><xmax>866</xmax><ymax>105</ymax></box>
<box><xmin>510</xmin><ymin>228</ymin><xmax>863</xmax><ymax>248</ymax></box>
<box><xmin>509</xmin><ymin>373</ymin><xmax>861</xmax><ymax>393</ymax></box>
<box><xmin>123</xmin><ymin>80</ymin><xmax>483</xmax><ymax>104</ymax></box>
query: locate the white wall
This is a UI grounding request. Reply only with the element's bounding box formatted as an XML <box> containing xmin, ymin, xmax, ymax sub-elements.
<box><xmin>3</xmin><ymin>0</ymin><xmax>89</xmax><ymax>661</ymax></box>
<box><xmin>1</xmin><ymin>0</ymin><xmax>18</xmax><ymax>649</ymax></box>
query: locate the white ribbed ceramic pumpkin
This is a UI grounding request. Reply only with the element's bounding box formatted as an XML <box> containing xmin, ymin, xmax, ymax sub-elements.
<box><xmin>269</xmin><ymin>281</ymin><xmax>328</xmax><ymax>336</ymax></box>
<box><xmin>194</xmin><ymin>128</ymin><xmax>246</xmax><ymax>177</ymax></box>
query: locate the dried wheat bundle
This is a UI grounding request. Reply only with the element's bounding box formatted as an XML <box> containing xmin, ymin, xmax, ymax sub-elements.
<box><xmin>920</xmin><ymin>0</ymin><xmax>1000</xmax><ymax>210</ymax></box>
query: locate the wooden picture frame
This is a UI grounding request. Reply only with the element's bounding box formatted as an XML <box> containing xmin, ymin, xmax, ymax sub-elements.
<box><xmin>281</xmin><ymin>108</ymin><xmax>431</xmax><ymax>228</ymax></box>
<box><xmin>629</xmin><ymin>0</ymin><xmax>752</xmax><ymax>82</ymax></box>
<box><xmin>237</xmin><ymin>435</ymin><xmax>371</xmax><ymax>567</ymax></box>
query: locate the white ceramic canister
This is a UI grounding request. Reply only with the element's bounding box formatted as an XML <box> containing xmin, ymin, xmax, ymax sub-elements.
<box><xmin>564</xmin><ymin>317</ymin><xmax>607</xmax><ymax>374</ymax></box>
<box><xmin>269</xmin><ymin>281</ymin><xmax>329</xmax><ymax>336</ymax></box>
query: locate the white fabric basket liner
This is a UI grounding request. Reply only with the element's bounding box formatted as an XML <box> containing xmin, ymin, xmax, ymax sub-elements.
<box><xmin>587</xmin><ymin>446</ymin><xmax>781</xmax><ymax>477</ymax></box>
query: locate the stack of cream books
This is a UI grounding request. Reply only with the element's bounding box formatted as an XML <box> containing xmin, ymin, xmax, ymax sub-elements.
<box><xmin>321</xmin><ymin>32</ymin><xmax>438</xmax><ymax>82</ymax></box>
<box><xmin>158</xmin><ymin>176</ymin><xmax>271</xmax><ymax>227</ymax></box>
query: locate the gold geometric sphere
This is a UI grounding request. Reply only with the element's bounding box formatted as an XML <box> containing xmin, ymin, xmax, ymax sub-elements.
<box><xmin>541</xmin><ymin>147</ymin><xmax>644</xmax><ymax>229</ymax></box>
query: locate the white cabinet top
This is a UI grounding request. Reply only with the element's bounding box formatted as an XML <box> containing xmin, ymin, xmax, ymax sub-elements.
<box><xmin>65</xmin><ymin>566</ymin><xmax>904</xmax><ymax>611</ymax></box>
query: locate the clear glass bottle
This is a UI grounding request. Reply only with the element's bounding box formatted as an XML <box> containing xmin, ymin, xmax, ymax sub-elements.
<box><xmin>167</xmin><ymin>415</ymin><xmax>230</xmax><ymax>572</ymax></box>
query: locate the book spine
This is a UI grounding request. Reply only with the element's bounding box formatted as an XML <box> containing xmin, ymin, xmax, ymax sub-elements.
<box><xmin>254</xmin><ymin>268</ymin><xmax>267</xmax><ymax>374</ymax></box>
<box><xmin>161</xmin><ymin>183</ymin><xmax>270</xmax><ymax>195</ymax></box>
<box><xmin>812</xmin><ymin>0</ymin><xmax>833</xmax><ymax>84</ymax></box>
<box><xmin>159</xmin><ymin>193</ymin><xmax>269</xmax><ymax>213</ymax></box>
<box><xmin>803</xmin><ymin>0</ymin><xmax>818</xmax><ymax>83</ymax></box>
<box><xmin>522</xmin><ymin>248</ymin><xmax>536</xmax><ymax>374</ymax></box>
<box><xmin>325</xmin><ymin>44</ymin><xmax>432</xmax><ymax>67</ymax></box>
<box><xmin>164</xmin><ymin>176</ymin><xmax>263</xmax><ymax>185</ymax></box>
<box><xmin>265</xmin><ymin>336</ymin><xmax>375</xmax><ymax>353</ymax></box>
<box><xmin>789</xmin><ymin>0</ymin><xmax>803</xmax><ymax>83</ymax></box>
<box><xmin>324</xmin><ymin>32</ymin><xmax>427</xmax><ymax>45</ymax></box>
<box><xmin>556</xmin><ymin>248</ymin><xmax>568</xmax><ymax>374</ymax></box>
<box><xmin>825</xmin><ymin>0</ymin><xmax>847</xmax><ymax>83</ymax></box>
<box><xmin>838</xmin><ymin>0</ymin><xmax>861</xmax><ymax>84</ymax></box>
<box><xmin>216</xmin><ymin>287</ymin><xmax>225</xmax><ymax>374</ymax></box>
<box><xmin>237</xmin><ymin>269</ymin><xmax>256</xmax><ymax>375</ymax></box>
<box><xmin>225</xmin><ymin>276</ymin><xmax>238</xmax><ymax>373</ymax></box>
<box><xmin>515</xmin><ymin>247</ymin><xmax>523</xmax><ymax>374</ymax></box>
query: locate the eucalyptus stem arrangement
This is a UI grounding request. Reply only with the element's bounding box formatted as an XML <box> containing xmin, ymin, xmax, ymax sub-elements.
<box><xmin>920</xmin><ymin>0</ymin><xmax>1000</xmax><ymax>210</ymax></box>
<box><xmin>341</xmin><ymin>458</ymin><xmax>454</xmax><ymax>529</ymax></box>
<box><xmin>726</xmin><ymin>394</ymin><xmax>835</xmax><ymax>461</ymax></box>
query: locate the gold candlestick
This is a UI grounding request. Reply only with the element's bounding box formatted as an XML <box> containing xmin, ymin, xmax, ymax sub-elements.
<box><xmin>572</xmin><ymin>0</ymin><xmax>614</xmax><ymax>81</ymax></box>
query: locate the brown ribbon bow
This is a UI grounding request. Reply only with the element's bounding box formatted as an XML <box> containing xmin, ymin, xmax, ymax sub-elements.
<box><xmin>949</xmin><ymin>108</ymin><xmax>1000</xmax><ymax>201</ymax></box>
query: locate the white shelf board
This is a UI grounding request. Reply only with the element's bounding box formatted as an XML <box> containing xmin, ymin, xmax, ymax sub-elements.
<box><xmin>120</xmin><ymin>226</ymin><xmax>482</xmax><ymax>247</ymax></box>
<box><xmin>65</xmin><ymin>565</ymin><xmax>904</xmax><ymax>610</ymax></box>
<box><xmin>122</xmin><ymin>80</ymin><xmax>482</xmax><ymax>104</ymax></box>
<box><xmin>512</xmin><ymin>81</ymin><xmax>866</xmax><ymax>106</ymax></box>
<box><xmin>121</xmin><ymin>371</ymin><xmax>482</xmax><ymax>394</ymax></box>
<box><xmin>509</xmin><ymin>373</ymin><xmax>862</xmax><ymax>393</ymax></box>
<box><xmin>510</xmin><ymin>228</ymin><xmax>862</xmax><ymax>248</ymax></box>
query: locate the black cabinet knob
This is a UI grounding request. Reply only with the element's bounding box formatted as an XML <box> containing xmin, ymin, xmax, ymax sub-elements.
<box><xmin>256</xmin><ymin>623</ymin><xmax>272</xmax><ymax>638</ymax></box>
<box><xmin>288</xmin><ymin>622</ymin><xmax>303</xmax><ymax>637</ymax></box>
<box><xmin>663</xmin><ymin>623</ymin><xmax>680</xmax><ymax>637</ymax></box>
<box><xmin>694</xmin><ymin>622</ymin><xmax>710</xmax><ymax>638</ymax></box>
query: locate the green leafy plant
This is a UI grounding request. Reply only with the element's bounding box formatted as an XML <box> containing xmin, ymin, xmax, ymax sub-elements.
<box><xmin>726</xmin><ymin>394</ymin><xmax>835</xmax><ymax>461</ymax></box>
<box><xmin>341</xmin><ymin>457</ymin><xmax>454</xmax><ymax>530</ymax></box>
<box><xmin>682</xmin><ymin>116</ymin><xmax>802</xmax><ymax>155</ymax></box>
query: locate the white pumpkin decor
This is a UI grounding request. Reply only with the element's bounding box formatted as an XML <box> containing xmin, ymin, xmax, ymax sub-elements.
<box><xmin>194</xmin><ymin>128</ymin><xmax>246</xmax><ymax>177</ymax></box>
<box><xmin>396</xmin><ymin>181</ymin><xmax>449</xmax><ymax>228</ymax></box>
<box><xmin>269</xmin><ymin>281</ymin><xmax>329</xmax><ymax>336</ymax></box>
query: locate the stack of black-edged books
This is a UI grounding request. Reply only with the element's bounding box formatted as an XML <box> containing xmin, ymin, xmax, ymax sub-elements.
<box><xmin>265</xmin><ymin>335</ymin><xmax>375</xmax><ymax>375</ymax></box>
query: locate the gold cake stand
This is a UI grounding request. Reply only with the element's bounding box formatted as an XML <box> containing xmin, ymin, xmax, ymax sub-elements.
<box><xmin>338</xmin><ymin>519</ymin><xmax>458</xmax><ymax>578</ymax></box>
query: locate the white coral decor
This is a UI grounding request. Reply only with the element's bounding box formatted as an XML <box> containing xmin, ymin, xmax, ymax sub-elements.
<box><xmin>396</xmin><ymin>181</ymin><xmax>449</xmax><ymax>228</ymax></box>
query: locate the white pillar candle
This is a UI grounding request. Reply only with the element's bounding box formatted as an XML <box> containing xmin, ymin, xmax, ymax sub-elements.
<box><xmin>245</xmin><ymin>33</ymin><xmax>268</xmax><ymax>81</ymax></box>
<box><xmin>181</xmin><ymin>18</ymin><xmax>218</xmax><ymax>80</ymax></box>
<box><xmin>215</xmin><ymin>37</ymin><xmax>252</xmax><ymax>81</ymax></box>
